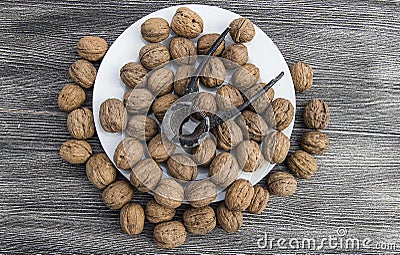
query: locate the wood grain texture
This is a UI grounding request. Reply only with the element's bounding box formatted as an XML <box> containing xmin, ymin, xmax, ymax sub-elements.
<box><xmin>0</xmin><ymin>0</ymin><xmax>399</xmax><ymax>254</ymax></box>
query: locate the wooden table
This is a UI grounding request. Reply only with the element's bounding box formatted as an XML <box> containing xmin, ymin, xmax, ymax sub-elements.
<box><xmin>0</xmin><ymin>1</ymin><xmax>399</xmax><ymax>254</ymax></box>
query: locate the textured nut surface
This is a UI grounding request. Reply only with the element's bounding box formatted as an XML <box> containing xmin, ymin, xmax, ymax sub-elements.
<box><xmin>86</xmin><ymin>153</ymin><xmax>116</xmax><ymax>189</ymax></box>
<box><xmin>58</xmin><ymin>84</ymin><xmax>86</xmax><ymax>112</ymax></box>
<box><xmin>99</xmin><ymin>98</ymin><xmax>127</xmax><ymax>133</ymax></box>
<box><xmin>126</xmin><ymin>115</ymin><xmax>158</xmax><ymax>142</ymax></box>
<box><xmin>214</xmin><ymin>119</ymin><xmax>243</xmax><ymax>151</ymax></box>
<box><xmin>77</xmin><ymin>36</ymin><xmax>108</xmax><ymax>61</ymax></box>
<box><xmin>148</xmin><ymin>67</ymin><xmax>174</xmax><ymax>96</ymax></box>
<box><xmin>154</xmin><ymin>178</ymin><xmax>184</xmax><ymax>209</ymax></box>
<box><xmin>148</xmin><ymin>134</ymin><xmax>176</xmax><ymax>163</ymax></box>
<box><xmin>120</xmin><ymin>62</ymin><xmax>147</xmax><ymax>88</ymax></box>
<box><xmin>304</xmin><ymin>99</ymin><xmax>330</xmax><ymax>130</ymax></box>
<box><xmin>167</xmin><ymin>154</ymin><xmax>198</xmax><ymax>182</ymax></box>
<box><xmin>102</xmin><ymin>180</ymin><xmax>134</xmax><ymax>210</ymax></box>
<box><xmin>244</xmin><ymin>83</ymin><xmax>274</xmax><ymax>114</ymax></box>
<box><xmin>216</xmin><ymin>84</ymin><xmax>244</xmax><ymax>111</ymax></box>
<box><xmin>174</xmin><ymin>64</ymin><xmax>196</xmax><ymax>96</ymax></box>
<box><xmin>225</xmin><ymin>179</ymin><xmax>254</xmax><ymax>211</ymax></box>
<box><xmin>236</xmin><ymin>110</ymin><xmax>268</xmax><ymax>142</ymax></box>
<box><xmin>171</xmin><ymin>7</ymin><xmax>203</xmax><ymax>39</ymax></box>
<box><xmin>153</xmin><ymin>221</ymin><xmax>186</xmax><ymax>249</ymax></box>
<box><xmin>141</xmin><ymin>17</ymin><xmax>170</xmax><ymax>43</ymax></box>
<box><xmin>120</xmin><ymin>203</ymin><xmax>145</xmax><ymax>235</ymax></box>
<box><xmin>232</xmin><ymin>63</ymin><xmax>260</xmax><ymax>90</ymax></box>
<box><xmin>287</xmin><ymin>150</ymin><xmax>318</xmax><ymax>179</ymax></box>
<box><xmin>69</xmin><ymin>59</ymin><xmax>97</xmax><ymax>89</ymax></box>
<box><xmin>124</xmin><ymin>88</ymin><xmax>154</xmax><ymax>114</ymax></box>
<box><xmin>139</xmin><ymin>43</ymin><xmax>170</xmax><ymax>70</ymax></box>
<box><xmin>222</xmin><ymin>44</ymin><xmax>248</xmax><ymax>69</ymax></box>
<box><xmin>264</xmin><ymin>98</ymin><xmax>294</xmax><ymax>131</ymax></box>
<box><xmin>200</xmin><ymin>57</ymin><xmax>226</xmax><ymax>88</ymax></box>
<box><xmin>60</xmin><ymin>139</ymin><xmax>92</xmax><ymax>164</ymax></box>
<box><xmin>183</xmin><ymin>206</ymin><xmax>216</xmax><ymax>234</ymax></box>
<box><xmin>290</xmin><ymin>62</ymin><xmax>313</xmax><ymax>92</ymax></box>
<box><xmin>209</xmin><ymin>152</ymin><xmax>239</xmax><ymax>188</ymax></box>
<box><xmin>192</xmin><ymin>138</ymin><xmax>216</xmax><ymax>167</ymax></box>
<box><xmin>113</xmin><ymin>137</ymin><xmax>143</xmax><ymax>170</ymax></box>
<box><xmin>185</xmin><ymin>180</ymin><xmax>217</xmax><ymax>208</ymax></box>
<box><xmin>130</xmin><ymin>158</ymin><xmax>162</xmax><ymax>192</ymax></box>
<box><xmin>67</xmin><ymin>108</ymin><xmax>95</xmax><ymax>140</ymax></box>
<box><xmin>192</xmin><ymin>92</ymin><xmax>217</xmax><ymax>120</ymax></box>
<box><xmin>247</xmin><ymin>186</ymin><xmax>269</xmax><ymax>214</ymax></box>
<box><xmin>229</xmin><ymin>18</ymin><xmax>255</xmax><ymax>43</ymax></box>
<box><xmin>262</xmin><ymin>131</ymin><xmax>290</xmax><ymax>164</ymax></box>
<box><xmin>216</xmin><ymin>202</ymin><xmax>243</xmax><ymax>233</ymax></box>
<box><xmin>236</xmin><ymin>140</ymin><xmax>264</xmax><ymax>172</ymax></box>
<box><xmin>169</xmin><ymin>37</ymin><xmax>197</xmax><ymax>65</ymax></box>
<box><xmin>152</xmin><ymin>94</ymin><xmax>179</xmax><ymax>122</ymax></box>
<box><xmin>197</xmin><ymin>33</ymin><xmax>225</xmax><ymax>56</ymax></box>
<box><xmin>267</xmin><ymin>172</ymin><xmax>297</xmax><ymax>196</ymax></box>
<box><xmin>300</xmin><ymin>131</ymin><xmax>330</xmax><ymax>155</ymax></box>
<box><xmin>145</xmin><ymin>199</ymin><xmax>176</xmax><ymax>223</ymax></box>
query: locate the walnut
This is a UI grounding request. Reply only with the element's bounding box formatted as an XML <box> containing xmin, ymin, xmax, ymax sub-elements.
<box><xmin>300</xmin><ymin>131</ymin><xmax>330</xmax><ymax>155</ymax></box>
<box><xmin>287</xmin><ymin>150</ymin><xmax>318</xmax><ymax>179</ymax></box>
<box><xmin>126</xmin><ymin>115</ymin><xmax>158</xmax><ymax>142</ymax></box>
<box><xmin>185</xmin><ymin>180</ymin><xmax>217</xmax><ymax>208</ymax></box>
<box><xmin>60</xmin><ymin>139</ymin><xmax>92</xmax><ymax>164</ymax></box>
<box><xmin>69</xmin><ymin>59</ymin><xmax>97</xmax><ymax>89</ymax></box>
<box><xmin>290</xmin><ymin>62</ymin><xmax>313</xmax><ymax>92</ymax></box>
<box><xmin>153</xmin><ymin>221</ymin><xmax>187</xmax><ymax>249</ymax></box>
<box><xmin>247</xmin><ymin>186</ymin><xmax>269</xmax><ymax>214</ymax></box>
<box><xmin>102</xmin><ymin>180</ymin><xmax>134</xmax><ymax>210</ymax></box>
<box><xmin>213</xmin><ymin>119</ymin><xmax>243</xmax><ymax>151</ymax></box>
<box><xmin>209</xmin><ymin>152</ymin><xmax>239</xmax><ymax>188</ymax></box>
<box><xmin>169</xmin><ymin>37</ymin><xmax>197</xmax><ymax>65</ymax></box>
<box><xmin>147</xmin><ymin>67</ymin><xmax>174</xmax><ymax>96</ymax></box>
<box><xmin>77</xmin><ymin>36</ymin><xmax>108</xmax><ymax>61</ymax></box>
<box><xmin>216</xmin><ymin>84</ymin><xmax>244</xmax><ymax>111</ymax></box>
<box><xmin>236</xmin><ymin>140</ymin><xmax>264</xmax><ymax>172</ymax></box>
<box><xmin>197</xmin><ymin>33</ymin><xmax>225</xmax><ymax>56</ymax></box>
<box><xmin>225</xmin><ymin>179</ymin><xmax>254</xmax><ymax>211</ymax></box>
<box><xmin>124</xmin><ymin>88</ymin><xmax>154</xmax><ymax>115</ymax></box>
<box><xmin>139</xmin><ymin>43</ymin><xmax>170</xmax><ymax>70</ymax></box>
<box><xmin>130</xmin><ymin>158</ymin><xmax>162</xmax><ymax>192</ymax></box>
<box><xmin>58</xmin><ymin>84</ymin><xmax>86</xmax><ymax>112</ymax></box>
<box><xmin>192</xmin><ymin>137</ymin><xmax>216</xmax><ymax>167</ymax></box>
<box><xmin>221</xmin><ymin>44</ymin><xmax>248</xmax><ymax>69</ymax></box>
<box><xmin>140</xmin><ymin>17</ymin><xmax>170</xmax><ymax>43</ymax></box>
<box><xmin>85</xmin><ymin>153</ymin><xmax>116</xmax><ymax>189</ymax></box>
<box><xmin>200</xmin><ymin>57</ymin><xmax>226</xmax><ymax>88</ymax></box>
<box><xmin>267</xmin><ymin>172</ymin><xmax>297</xmax><ymax>196</ymax></box>
<box><xmin>171</xmin><ymin>7</ymin><xmax>203</xmax><ymax>39</ymax></box>
<box><xmin>174</xmin><ymin>64</ymin><xmax>196</xmax><ymax>96</ymax></box>
<box><xmin>113</xmin><ymin>137</ymin><xmax>143</xmax><ymax>170</ymax></box>
<box><xmin>145</xmin><ymin>199</ymin><xmax>176</xmax><ymax>224</ymax></box>
<box><xmin>303</xmin><ymin>99</ymin><xmax>330</xmax><ymax>130</ymax></box>
<box><xmin>216</xmin><ymin>202</ymin><xmax>243</xmax><ymax>233</ymax></box>
<box><xmin>183</xmin><ymin>206</ymin><xmax>216</xmax><ymax>234</ymax></box>
<box><xmin>154</xmin><ymin>178</ymin><xmax>184</xmax><ymax>209</ymax></box>
<box><xmin>167</xmin><ymin>154</ymin><xmax>198</xmax><ymax>182</ymax></box>
<box><xmin>236</xmin><ymin>110</ymin><xmax>268</xmax><ymax>142</ymax></box>
<box><xmin>148</xmin><ymin>134</ymin><xmax>176</xmax><ymax>163</ymax></box>
<box><xmin>67</xmin><ymin>108</ymin><xmax>95</xmax><ymax>140</ymax></box>
<box><xmin>262</xmin><ymin>131</ymin><xmax>290</xmax><ymax>164</ymax></box>
<box><xmin>192</xmin><ymin>92</ymin><xmax>217</xmax><ymax>120</ymax></box>
<box><xmin>99</xmin><ymin>98</ymin><xmax>127</xmax><ymax>133</ymax></box>
<box><xmin>264</xmin><ymin>98</ymin><xmax>294</xmax><ymax>131</ymax></box>
<box><xmin>244</xmin><ymin>83</ymin><xmax>274</xmax><ymax>114</ymax></box>
<box><xmin>120</xmin><ymin>62</ymin><xmax>148</xmax><ymax>89</ymax></box>
<box><xmin>232</xmin><ymin>63</ymin><xmax>260</xmax><ymax>90</ymax></box>
<box><xmin>229</xmin><ymin>18</ymin><xmax>255</xmax><ymax>43</ymax></box>
<box><xmin>120</xmin><ymin>203</ymin><xmax>145</xmax><ymax>235</ymax></box>
<box><xmin>152</xmin><ymin>94</ymin><xmax>179</xmax><ymax>122</ymax></box>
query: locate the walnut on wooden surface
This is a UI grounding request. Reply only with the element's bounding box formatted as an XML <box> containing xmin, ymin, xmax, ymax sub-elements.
<box><xmin>140</xmin><ymin>17</ymin><xmax>170</xmax><ymax>43</ymax></box>
<box><xmin>125</xmin><ymin>114</ymin><xmax>158</xmax><ymax>142</ymax></box>
<box><xmin>145</xmin><ymin>199</ymin><xmax>176</xmax><ymax>224</ymax></box>
<box><xmin>267</xmin><ymin>172</ymin><xmax>297</xmax><ymax>196</ymax></box>
<box><xmin>147</xmin><ymin>67</ymin><xmax>174</xmax><ymax>96</ymax></box>
<box><xmin>216</xmin><ymin>202</ymin><xmax>243</xmax><ymax>233</ymax></box>
<box><xmin>60</xmin><ymin>139</ymin><xmax>92</xmax><ymax>164</ymax></box>
<box><xmin>153</xmin><ymin>178</ymin><xmax>184</xmax><ymax>209</ymax></box>
<box><xmin>67</xmin><ymin>108</ymin><xmax>95</xmax><ymax>140</ymax></box>
<box><xmin>247</xmin><ymin>186</ymin><xmax>269</xmax><ymax>214</ymax></box>
<box><xmin>221</xmin><ymin>44</ymin><xmax>248</xmax><ymax>69</ymax></box>
<box><xmin>209</xmin><ymin>152</ymin><xmax>239</xmax><ymax>188</ymax></box>
<box><xmin>197</xmin><ymin>33</ymin><xmax>225</xmax><ymax>56</ymax></box>
<box><xmin>225</xmin><ymin>179</ymin><xmax>254</xmax><ymax>211</ymax></box>
<box><xmin>171</xmin><ymin>7</ymin><xmax>203</xmax><ymax>39</ymax></box>
<box><xmin>183</xmin><ymin>206</ymin><xmax>216</xmax><ymax>234</ymax></box>
<box><xmin>153</xmin><ymin>221</ymin><xmax>187</xmax><ymax>249</ymax></box>
<box><xmin>130</xmin><ymin>158</ymin><xmax>162</xmax><ymax>192</ymax></box>
<box><xmin>287</xmin><ymin>150</ymin><xmax>318</xmax><ymax>179</ymax></box>
<box><xmin>229</xmin><ymin>18</ymin><xmax>256</xmax><ymax>43</ymax></box>
<box><xmin>290</xmin><ymin>62</ymin><xmax>313</xmax><ymax>92</ymax></box>
<box><xmin>185</xmin><ymin>180</ymin><xmax>217</xmax><ymax>208</ymax></box>
<box><xmin>152</xmin><ymin>94</ymin><xmax>179</xmax><ymax>122</ymax></box>
<box><xmin>244</xmin><ymin>83</ymin><xmax>274</xmax><ymax>114</ymax></box>
<box><xmin>232</xmin><ymin>63</ymin><xmax>260</xmax><ymax>90</ymax></box>
<box><xmin>264</xmin><ymin>98</ymin><xmax>294</xmax><ymax>131</ymax></box>
<box><xmin>120</xmin><ymin>203</ymin><xmax>145</xmax><ymax>235</ymax></box>
<box><xmin>262</xmin><ymin>131</ymin><xmax>290</xmax><ymax>164</ymax></box>
<box><xmin>58</xmin><ymin>84</ymin><xmax>86</xmax><ymax>112</ymax></box>
<box><xmin>169</xmin><ymin>37</ymin><xmax>197</xmax><ymax>65</ymax></box>
<box><xmin>120</xmin><ymin>62</ymin><xmax>148</xmax><ymax>89</ymax></box>
<box><xmin>102</xmin><ymin>180</ymin><xmax>134</xmax><ymax>210</ymax></box>
<box><xmin>139</xmin><ymin>43</ymin><xmax>170</xmax><ymax>70</ymax></box>
<box><xmin>113</xmin><ymin>137</ymin><xmax>144</xmax><ymax>170</ymax></box>
<box><xmin>167</xmin><ymin>154</ymin><xmax>198</xmax><ymax>182</ymax></box>
<box><xmin>148</xmin><ymin>134</ymin><xmax>176</xmax><ymax>163</ymax></box>
<box><xmin>174</xmin><ymin>64</ymin><xmax>196</xmax><ymax>96</ymax></box>
<box><xmin>216</xmin><ymin>84</ymin><xmax>244</xmax><ymax>111</ymax></box>
<box><xmin>303</xmin><ymin>99</ymin><xmax>330</xmax><ymax>130</ymax></box>
<box><xmin>236</xmin><ymin>140</ymin><xmax>264</xmax><ymax>173</ymax></box>
<box><xmin>99</xmin><ymin>98</ymin><xmax>127</xmax><ymax>133</ymax></box>
<box><xmin>85</xmin><ymin>153</ymin><xmax>116</xmax><ymax>189</ymax></box>
<box><xmin>124</xmin><ymin>88</ymin><xmax>154</xmax><ymax>115</ymax></box>
<box><xmin>77</xmin><ymin>36</ymin><xmax>108</xmax><ymax>61</ymax></box>
<box><xmin>300</xmin><ymin>131</ymin><xmax>330</xmax><ymax>155</ymax></box>
<box><xmin>192</xmin><ymin>137</ymin><xmax>216</xmax><ymax>167</ymax></box>
<box><xmin>236</xmin><ymin>110</ymin><xmax>268</xmax><ymax>142</ymax></box>
<box><xmin>200</xmin><ymin>57</ymin><xmax>226</xmax><ymax>88</ymax></box>
<box><xmin>69</xmin><ymin>59</ymin><xmax>97</xmax><ymax>89</ymax></box>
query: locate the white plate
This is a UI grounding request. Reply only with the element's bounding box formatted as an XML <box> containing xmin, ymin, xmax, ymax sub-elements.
<box><xmin>93</xmin><ymin>4</ymin><xmax>296</xmax><ymax>202</ymax></box>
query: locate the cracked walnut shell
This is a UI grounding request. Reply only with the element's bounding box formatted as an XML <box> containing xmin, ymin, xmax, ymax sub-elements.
<box><xmin>262</xmin><ymin>131</ymin><xmax>290</xmax><ymax>164</ymax></box>
<box><xmin>183</xmin><ymin>206</ymin><xmax>216</xmax><ymax>234</ymax></box>
<box><xmin>303</xmin><ymin>99</ymin><xmax>330</xmax><ymax>130</ymax></box>
<box><xmin>225</xmin><ymin>179</ymin><xmax>254</xmax><ymax>211</ymax></box>
<box><xmin>86</xmin><ymin>153</ymin><xmax>116</xmax><ymax>189</ymax></box>
<box><xmin>99</xmin><ymin>98</ymin><xmax>127</xmax><ymax>133</ymax></box>
<box><xmin>171</xmin><ymin>7</ymin><xmax>203</xmax><ymax>39</ymax></box>
<box><xmin>290</xmin><ymin>62</ymin><xmax>313</xmax><ymax>92</ymax></box>
<box><xmin>169</xmin><ymin>37</ymin><xmax>197</xmax><ymax>65</ymax></box>
<box><xmin>130</xmin><ymin>158</ymin><xmax>162</xmax><ymax>192</ymax></box>
<box><xmin>139</xmin><ymin>43</ymin><xmax>170</xmax><ymax>70</ymax></box>
<box><xmin>58</xmin><ymin>84</ymin><xmax>85</xmax><ymax>112</ymax></box>
<box><xmin>141</xmin><ymin>17</ymin><xmax>170</xmax><ymax>43</ymax></box>
<box><xmin>67</xmin><ymin>108</ymin><xmax>95</xmax><ymax>140</ymax></box>
<box><xmin>153</xmin><ymin>221</ymin><xmax>186</xmax><ymax>249</ymax></box>
<box><xmin>267</xmin><ymin>172</ymin><xmax>297</xmax><ymax>196</ymax></box>
<box><xmin>247</xmin><ymin>186</ymin><xmax>269</xmax><ymax>214</ymax></box>
<box><xmin>287</xmin><ymin>150</ymin><xmax>318</xmax><ymax>179</ymax></box>
<box><xmin>60</xmin><ymin>139</ymin><xmax>92</xmax><ymax>164</ymax></box>
<box><xmin>113</xmin><ymin>137</ymin><xmax>143</xmax><ymax>170</ymax></box>
<box><xmin>264</xmin><ymin>98</ymin><xmax>294</xmax><ymax>131</ymax></box>
<box><xmin>300</xmin><ymin>131</ymin><xmax>330</xmax><ymax>155</ymax></box>
<box><xmin>77</xmin><ymin>36</ymin><xmax>108</xmax><ymax>62</ymax></box>
<box><xmin>69</xmin><ymin>59</ymin><xmax>97</xmax><ymax>89</ymax></box>
<box><xmin>145</xmin><ymin>199</ymin><xmax>176</xmax><ymax>224</ymax></box>
<box><xmin>102</xmin><ymin>180</ymin><xmax>134</xmax><ymax>210</ymax></box>
<box><xmin>120</xmin><ymin>203</ymin><xmax>145</xmax><ymax>235</ymax></box>
<box><xmin>229</xmin><ymin>18</ymin><xmax>255</xmax><ymax>43</ymax></box>
<box><xmin>216</xmin><ymin>202</ymin><xmax>243</xmax><ymax>233</ymax></box>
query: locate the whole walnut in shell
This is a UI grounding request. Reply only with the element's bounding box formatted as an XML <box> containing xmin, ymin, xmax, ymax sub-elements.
<box><xmin>185</xmin><ymin>180</ymin><xmax>217</xmax><ymax>208</ymax></box>
<box><xmin>244</xmin><ymin>83</ymin><xmax>274</xmax><ymax>114</ymax></box>
<box><xmin>225</xmin><ymin>179</ymin><xmax>254</xmax><ymax>211</ymax></box>
<box><xmin>192</xmin><ymin>137</ymin><xmax>216</xmax><ymax>167</ymax></box>
<box><xmin>67</xmin><ymin>108</ymin><xmax>95</xmax><ymax>140</ymax></box>
<box><xmin>58</xmin><ymin>84</ymin><xmax>85</xmax><ymax>112</ymax></box>
<box><xmin>171</xmin><ymin>7</ymin><xmax>203</xmax><ymax>39</ymax></box>
<box><xmin>124</xmin><ymin>88</ymin><xmax>154</xmax><ymax>115</ymax></box>
<box><xmin>216</xmin><ymin>84</ymin><xmax>244</xmax><ymax>111</ymax></box>
<box><xmin>229</xmin><ymin>18</ymin><xmax>256</xmax><ymax>43</ymax></box>
<box><xmin>200</xmin><ymin>57</ymin><xmax>226</xmax><ymax>88</ymax></box>
<box><xmin>236</xmin><ymin>140</ymin><xmax>264</xmax><ymax>172</ymax></box>
<box><xmin>209</xmin><ymin>152</ymin><xmax>239</xmax><ymax>188</ymax></box>
<box><xmin>169</xmin><ymin>37</ymin><xmax>197</xmax><ymax>65</ymax></box>
<box><xmin>303</xmin><ymin>99</ymin><xmax>330</xmax><ymax>130</ymax></box>
<box><xmin>264</xmin><ymin>98</ymin><xmax>294</xmax><ymax>131</ymax></box>
<box><xmin>174</xmin><ymin>64</ymin><xmax>196</xmax><ymax>96</ymax></box>
<box><xmin>120</xmin><ymin>62</ymin><xmax>147</xmax><ymax>89</ymax></box>
<box><xmin>86</xmin><ymin>153</ymin><xmax>116</xmax><ymax>189</ymax></box>
<box><xmin>268</xmin><ymin>172</ymin><xmax>297</xmax><ymax>196</ymax></box>
<box><xmin>213</xmin><ymin>119</ymin><xmax>243</xmax><ymax>151</ymax></box>
<box><xmin>300</xmin><ymin>131</ymin><xmax>330</xmax><ymax>155</ymax></box>
<box><xmin>152</xmin><ymin>94</ymin><xmax>179</xmax><ymax>122</ymax></box>
<box><xmin>126</xmin><ymin>115</ymin><xmax>158</xmax><ymax>142</ymax></box>
<box><xmin>140</xmin><ymin>17</ymin><xmax>170</xmax><ymax>43</ymax></box>
<box><xmin>153</xmin><ymin>221</ymin><xmax>187</xmax><ymax>249</ymax></box>
<box><xmin>154</xmin><ymin>178</ymin><xmax>184</xmax><ymax>209</ymax></box>
<box><xmin>290</xmin><ymin>62</ymin><xmax>313</xmax><ymax>92</ymax></box>
<box><xmin>145</xmin><ymin>199</ymin><xmax>176</xmax><ymax>224</ymax></box>
<box><xmin>148</xmin><ymin>134</ymin><xmax>176</xmax><ymax>163</ymax></box>
<box><xmin>236</xmin><ymin>110</ymin><xmax>268</xmax><ymax>142</ymax></box>
<box><xmin>232</xmin><ymin>63</ymin><xmax>260</xmax><ymax>90</ymax></box>
<box><xmin>262</xmin><ymin>131</ymin><xmax>290</xmax><ymax>164</ymax></box>
<box><xmin>102</xmin><ymin>180</ymin><xmax>134</xmax><ymax>210</ymax></box>
<box><xmin>139</xmin><ymin>43</ymin><xmax>170</xmax><ymax>70</ymax></box>
<box><xmin>222</xmin><ymin>44</ymin><xmax>248</xmax><ymax>69</ymax></box>
<box><xmin>77</xmin><ymin>36</ymin><xmax>108</xmax><ymax>61</ymax></box>
<box><xmin>99</xmin><ymin>98</ymin><xmax>127</xmax><ymax>133</ymax></box>
<box><xmin>216</xmin><ymin>202</ymin><xmax>243</xmax><ymax>233</ymax></box>
<box><xmin>287</xmin><ymin>150</ymin><xmax>318</xmax><ymax>179</ymax></box>
<box><xmin>147</xmin><ymin>67</ymin><xmax>174</xmax><ymax>96</ymax></box>
<box><xmin>192</xmin><ymin>92</ymin><xmax>217</xmax><ymax>120</ymax></box>
<box><xmin>60</xmin><ymin>139</ymin><xmax>92</xmax><ymax>164</ymax></box>
<box><xmin>183</xmin><ymin>206</ymin><xmax>216</xmax><ymax>234</ymax></box>
<box><xmin>113</xmin><ymin>137</ymin><xmax>143</xmax><ymax>170</ymax></box>
<box><xmin>120</xmin><ymin>203</ymin><xmax>145</xmax><ymax>235</ymax></box>
<box><xmin>197</xmin><ymin>33</ymin><xmax>225</xmax><ymax>56</ymax></box>
<box><xmin>69</xmin><ymin>59</ymin><xmax>97</xmax><ymax>89</ymax></box>
<box><xmin>130</xmin><ymin>158</ymin><xmax>162</xmax><ymax>192</ymax></box>
<box><xmin>167</xmin><ymin>154</ymin><xmax>198</xmax><ymax>182</ymax></box>
<box><xmin>247</xmin><ymin>186</ymin><xmax>269</xmax><ymax>214</ymax></box>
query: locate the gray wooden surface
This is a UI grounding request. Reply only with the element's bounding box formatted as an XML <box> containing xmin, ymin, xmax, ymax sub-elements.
<box><xmin>0</xmin><ymin>0</ymin><xmax>399</xmax><ymax>254</ymax></box>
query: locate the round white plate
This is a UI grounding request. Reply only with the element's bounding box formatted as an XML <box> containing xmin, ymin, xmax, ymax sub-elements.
<box><xmin>93</xmin><ymin>4</ymin><xmax>295</xmax><ymax>202</ymax></box>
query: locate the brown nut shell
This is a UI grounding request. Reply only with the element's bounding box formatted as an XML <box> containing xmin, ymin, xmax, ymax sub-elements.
<box><xmin>167</xmin><ymin>154</ymin><xmax>198</xmax><ymax>182</ymax></box>
<box><xmin>113</xmin><ymin>137</ymin><xmax>144</xmax><ymax>170</ymax></box>
<box><xmin>229</xmin><ymin>18</ymin><xmax>256</xmax><ymax>43</ymax></box>
<box><xmin>145</xmin><ymin>199</ymin><xmax>176</xmax><ymax>224</ymax></box>
<box><xmin>247</xmin><ymin>186</ymin><xmax>269</xmax><ymax>214</ymax></box>
<box><xmin>69</xmin><ymin>59</ymin><xmax>97</xmax><ymax>89</ymax></box>
<box><xmin>148</xmin><ymin>134</ymin><xmax>176</xmax><ymax>163</ymax></box>
<box><xmin>102</xmin><ymin>180</ymin><xmax>134</xmax><ymax>210</ymax></box>
<box><xmin>303</xmin><ymin>99</ymin><xmax>330</xmax><ymax>130</ymax></box>
<box><xmin>192</xmin><ymin>138</ymin><xmax>217</xmax><ymax>167</ymax></box>
<box><xmin>262</xmin><ymin>131</ymin><xmax>290</xmax><ymax>164</ymax></box>
<box><xmin>216</xmin><ymin>84</ymin><xmax>244</xmax><ymax>111</ymax></box>
<box><xmin>236</xmin><ymin>110</ymin><xmax>268</xmax><ymax>142</ymax></box>
<box><xmin>183</xmin><ymin>206</ymin><xmax>216</xmax><ymax>234</ymax></box>
<box><xmin>225</xmin><ymin>179</ymin><xmax>254</xmax><ymax>211</ymax></box>
<box><xmin>153</xmin><ymin>221</ymin><xmax>187</xmax><ymax>249</ymax></box>
<box><xmin>197</xmin><ymin>33</ymin><xmax>225</xmax><ymax>56</ymax></box>
<box><xmin>141</xmin><ymin>17</ymin><xmax>170</xmax><ymax>43</ymax></box>
<box><xmin>264</xmin><ymin>98</ymin><xmax>294</xmax><ymax>131</ymax></box>
<box><xmin>244</xmin><ymin>83</ymin><xmax>274</xmax><ymax>114</ymax></box>
<box><xmin>77</xmin><ymin>36</ymin><xmax>108</xmax><ymax>61</ymax></box>
<box><xmin>169</xmin><ymin>37</ymin><xmax>197</xmax><ymax>65</ymax></box>
<box><xmin>221</xmin><ymin>44</ymin><xmax>248</xmax><ymax>69</ymax></box>
<box><xmin>192</xmin><ymin>92</ymin><xmax>217</xmax><ymax>120</ymax></box>
<box><xmin>287</xmin><ymin>150</ymin><xmax>318</xmax><ymax>179</ymax></box>
<box><xmin>152</xmin><ymin>94</ymin><xmax>179</xmax><ymax>122</ymax></box>
<box><xmin>60</xmin><ymin>139</ymin><xmax>92</xmax><ymax>164</ymax></box>
<box><xmin>216</xmin><ymin>202</ymin><xmax>243</xmax><ymax>233</ymax></box>
<box><xmin>236</xmin><ymin>140</ymin><xmax>264</xmax><ymax>173</ymax></box>
<box><xmin>126</xmin><ymin>115</ymin><xmax>158</xmax><ymax>142</ymax></box>
<box><xmin>213</xmin><ymin>119</ymin><xmax>243</xmax><ymax>151</ymax></box>
<box><xmin>139</xmin><ymin>43</ymin><xmax>170</xmax><ymax>70</ymax></box>
<box><xmin>290</xmin><ymin>62</ymin><xmax>313</xmax><ymax>92</ymax></box>
<box><xmin>185</xmin><ymin>180</ymin><xmax>217</xmax><ymax>208</ymax></box>
<box><xmin>120</xmin><ymin>203</ymin><xmax>145</xmax><ymax>235</ymax></box>
<box><xmin>174</xmin><ymin>64</ymin><xmax>196</xmax><ymax>96</ymax></box>
<box><xmin>67</xmin><ymin>108</ymin><xmax>95</xmax><ymax>140</ymax></box>
<box><xmin>120</xmin><ymin>62</ymin><xmax>148</xmax><ymax>89</ymax></box>
<box><xmin>232</xmin><ymin>63</ymin><xmax>260</xmax><ymax>90</ymax></box>
<box><xmin>147</xmin><ymin>67</ymin><xmax>174</xmax><ymax>96</ymax></box>
<box><xmin>267</xmin><ymin>172</ymin><xmax>297</xmax><ymax>196</ymax></box>
<box><xmin>86</xmin><ymin>153</ymin><xmax>117</xmax><ymax>189</ymax></box>
<box><xmin>58</xmin><ymin>84</ymin><xmax>86</xmax><ymax>112</ymax></box>
<box><xmin>124</xmin><ymin>88</ymin><xmax>154</xmax><ymax>115</ymax></box>
<box><xmin>200</xmin><ymin>57</ymin><xmax>226</xmax><ymax>88</ymax></box>
<box><xmin>154</xmin><ymin>178</ymin><xmax>184</xmax><ymax>209</ymax></box>
<box><xmin>209</xmin><ymin>152</ymin><xmax>239</xmax><ymax>188</ymax></box>
<box><xmin>130</xmin><ymin>158</ymin><xmax>162</xmax><ymax>192</ymax></box>
<box><xmin>171</xmin><ymin>7</ymin><xmax>203</xmax><ymax>39</ymax></box>
<box><xmin>99</xmin><ymin>98</ymin><xmax>127</xmax><ymax>133</ymax></box>
<box><xmin>300</xmin><ymin>131</ymin><xmax>330</xmax><ymax>155</ymax></box>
